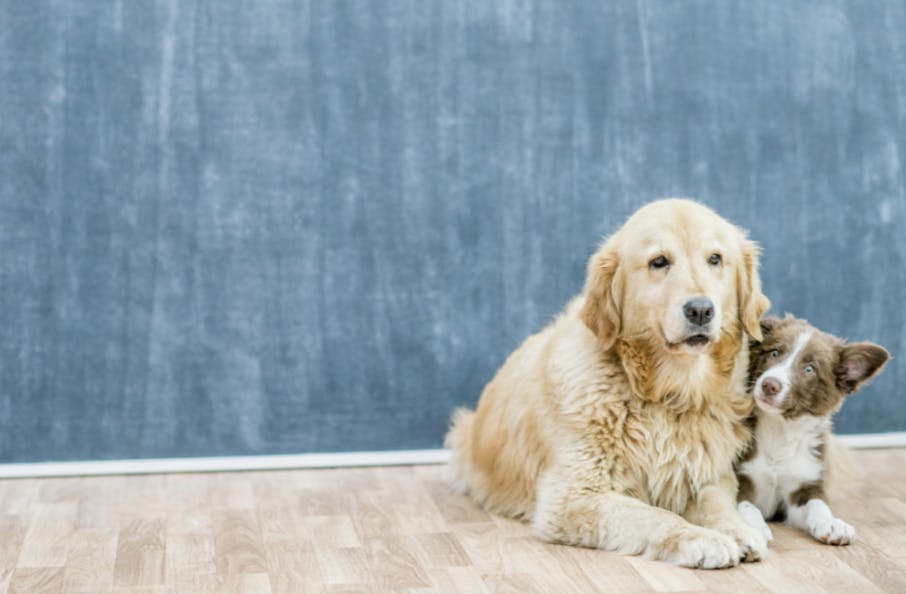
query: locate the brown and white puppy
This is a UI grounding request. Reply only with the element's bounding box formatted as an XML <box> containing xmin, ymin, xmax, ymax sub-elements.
<box><xmin>446</xmin><ymin>199</ymin><xmax>771</xmax><ymax>568</ymax></box>
<box><xmin>736</xmin><ymin>315</ymin><xmax>890</xmax><ymax>545</ymax></box>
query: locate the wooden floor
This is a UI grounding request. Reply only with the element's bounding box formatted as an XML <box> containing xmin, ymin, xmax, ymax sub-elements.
<box><xmin>1</xmin><ymin>449</ymin><xmax>906</xmax><ymax>594</ymax></box>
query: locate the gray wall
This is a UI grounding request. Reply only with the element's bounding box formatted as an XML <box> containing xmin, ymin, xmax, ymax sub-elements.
<box><xmin>1</xmin><ymin>1</ymin><xmax>903</xmax><ymax>463</ymax></box>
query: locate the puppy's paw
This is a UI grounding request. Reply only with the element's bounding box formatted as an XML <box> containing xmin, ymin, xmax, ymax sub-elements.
<box><xmin>660</xmin><ymin>526</ymin><xmax>741</xmax><ymax>569</ymax></box>
<box><xmin>737</xmin><ymin>500</ymin><xmax>774</xmax><ymax>544</ymax></box>
<box><xmin>723</xmin><ymin>519</ymin><xmax>768</xmax><ymax>562</ymax></box>
<box><xmin>811</xmin><ymin>517</ymin><xmax>855</xmax><ymax>545</ymax></box>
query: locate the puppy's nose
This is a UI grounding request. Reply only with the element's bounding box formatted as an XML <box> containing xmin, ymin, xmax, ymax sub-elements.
<box><xmin>761</xmin><ymin>378</ymin><xmax>782</xmax><ymax>397</ymax></box>
<box><xmin>683</xmin><ymin>298</ymin><xmax>715</xmax><ymax>326</ymax></box>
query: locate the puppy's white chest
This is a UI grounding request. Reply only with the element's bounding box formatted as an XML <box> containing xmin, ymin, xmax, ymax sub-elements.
<box><xmin>738</xmin><ymin>414</ymin><xmax>826</xmax><ymax>516</ymax></box>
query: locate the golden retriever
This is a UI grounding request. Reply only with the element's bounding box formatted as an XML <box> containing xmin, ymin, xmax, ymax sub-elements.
<box><xmin>445</xmin><ymin>199</ymin><xmax>771</xmax><ymax>568</ymax></box>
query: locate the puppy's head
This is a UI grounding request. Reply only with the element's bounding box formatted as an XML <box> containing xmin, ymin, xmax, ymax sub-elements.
<box><xmin>749</xmin><ymin>315</ymin><xmax>891</xmax><ymax>418</ymax></box>
<box><xmin>580</xmin><ymin>199</ymin><xmax>770</xmax><ymax>355</ymax></box>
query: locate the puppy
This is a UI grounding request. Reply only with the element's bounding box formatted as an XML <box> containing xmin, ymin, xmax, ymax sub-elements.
<box><xmin>447</xmin><ymin>199</ymin><xmax>771</xmax><ymax>568</ymax></box>
<box><xmin>736</xmin><ymin>315</ymin><xmax>890</xmax><ymax>545</ymax></box>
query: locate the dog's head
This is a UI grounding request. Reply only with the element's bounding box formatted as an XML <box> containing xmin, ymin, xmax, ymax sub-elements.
<box><xmin>749</xmin><ymin>315</ymin><xmax>890</xmax><ymax>418</ymax></box>
<box><xmin>580</xmin><ymin>199</ymin><xmax>770</xmax><ymax>356</ymax></box>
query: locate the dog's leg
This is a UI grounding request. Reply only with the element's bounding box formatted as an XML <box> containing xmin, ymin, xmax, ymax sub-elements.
<box><xmin>736</xmin><ymin>500</ymin><xmax>774</xmax><ymax>543</ymax></box>
<box><xmin>787</xmin><ymin>498</ymin><xmax>855</xmax><ymax>545</ymax></box>
<box><xmin>682</xmin><ymin>475</ymin><xmax>768</xmax><ymax>561</ymax></box>
<box><xmin>532</xmin><ymin>473</ymin><xmax>742</xmax><ymax>569</ymax></box>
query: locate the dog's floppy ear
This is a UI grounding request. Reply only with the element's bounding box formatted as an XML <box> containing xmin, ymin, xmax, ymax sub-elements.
<box><xmin>736</xmin><ymin>238</ymin><xmax>771</xmax><ymax>341</ymax></box>
<box><xmin>836</xmin><ymin>342</ymin><xmax>891</xmax><ymax>395</ymax></box>
<box><xmin>579</xmin><ymin>241</ymin><xmax>621</xmax><ymax>350</ymax></box>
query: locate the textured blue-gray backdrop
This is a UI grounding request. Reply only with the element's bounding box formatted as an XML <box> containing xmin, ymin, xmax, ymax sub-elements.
<box><xmin>1</xmin><ymin>2</ymin><xmax>903</xmax><ymax>463</ymax></box>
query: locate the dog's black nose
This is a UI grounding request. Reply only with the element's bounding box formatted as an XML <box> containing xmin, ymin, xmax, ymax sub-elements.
<box><xmin>683</xmin><ymin>298</ymin><xmax>715</xmax><ymax>326</ymax></box>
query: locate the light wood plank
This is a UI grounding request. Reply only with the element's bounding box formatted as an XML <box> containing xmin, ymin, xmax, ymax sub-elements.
<box><xmin>626</xmin><ymin>556</ymin><xmax>708</xmax><ymax>592</ymax></box>
<box><xmin>410</xmin><ymin>532</ymin><xmax>471</xmax><ymax>568</ymax></box>
<box><xmin>167</xmin><ymin>532</ymin><xmax>218</xmax><ymax>594</ymax></box>
<box><xmin>61</xmin><ymin>528</ymin><xmax>117</xmax><ymax>593</ymax></box>
<box><xmin>365</xmin><ymin>537</ymin><xmax>432</xmax><ymax>591</ymax></box>
<box><xmin>300</xmin><ymin>515</ymin><xmax>361</xmax><ymax>548</ymax></box>
<box><xmin>16</xmin><ymin>503</ymin><xmax>77</xmax><ymax>568</ymax></box>
<box><xmin>0</xmin><ymin>448</ymin><xmax>903</xmax><ymax>593</ymax></box>
<box><xmin>220</xmin><ymin>572</ymin><xmax>273</xmax><ymax>594</ymax></box>
<box><xmin>213</xmin><ymin>511</ymin><xmax>269</xmax><ymax>576</ymax></box>
<box><xmin>313</xmin><ymin>546</ymin><xmax>371</xmax><ymax>585</ymax></box>
<box><xmin>8</xmin><ymin>567</ymin><xmax>65</xmax><ymax>594</ymax></box>
<box><xmin>0</xmin><ymin>569</ymin><xmax>12</xmax><ymax>594</ymax></box>
<box><xmin>263</xmin><ymin>539</ymin><xmax>321</xmax><ymax>594</ymax></box>
<box><xmin>113</xmin><ymin>518</ymin><xmax>166</xmax><ymax>587</ymax></box>
<box><xmin>428</xmin><ymin>566</ymin><xmax>492</xmax><ymax>593</ymax></box>
<box><xmin>550</xmin><ymin>545</ymin><xmax>655</xmax><ymax>593</ymax></box>
<box><xmin>0</xmin><ymin>515</ymin><xmax>27</xmax><ymax>572</ymax></box>
<box><xmin>827</xmin><ymin>540</ymin><xmax>906</xmax><ymax>593</ymax></box>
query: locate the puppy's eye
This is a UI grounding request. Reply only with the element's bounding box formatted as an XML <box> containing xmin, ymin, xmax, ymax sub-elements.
<box><xmin>649</xmin><ymin>255</ymin><xmax>670</xmax><ymax>269</ymax></box>
<box><xmin>804</xmin><ymin>365</ymin><xmax>814</xmax><ymax>375</ymax></box>
<box><xmin>708</xmin><ymin>253</ymin><xmax>722</xmax><ymax>266</ymax></box>
<box><xmin>770</xmin><ymin>349</ymin><xmax>780</xmax><ymax>358</ymax></box>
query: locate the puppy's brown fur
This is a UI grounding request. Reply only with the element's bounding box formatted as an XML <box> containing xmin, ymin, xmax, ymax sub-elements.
<box><xmin>446</xmin><ymin>199</ymin><xmax>772</xmax><ymax>568</ymax></box>
<box><xmin>735</xmin><ymin>315</ymin><xmax>890</xmax><ymax>546</ymax></box>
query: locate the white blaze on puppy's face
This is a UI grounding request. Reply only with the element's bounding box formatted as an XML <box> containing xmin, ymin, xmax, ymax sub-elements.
<box><xmin>752</xmin><ymin>329</ymin><xmax>812</xmax><ymax>412</ymax></box>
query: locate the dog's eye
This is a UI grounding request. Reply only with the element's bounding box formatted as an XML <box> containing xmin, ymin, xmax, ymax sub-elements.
<box><xmin>770</xmin><ymin>349</ymin><xmax>780</xmax><ymax>358</ymax></box>
<box><xmin>649</xmin><ymin>255</ymin><xmax>670</xmax><ymax>269</ymax></box>
<box><xmin>708</xmin><ymin>253</ymin><xmax>722</xmax><ymax>266</ymax></box>
<box><xmin>804</xmin><ymin>365</ymin><xmax>814</xmax><ymax>375</ymax></box>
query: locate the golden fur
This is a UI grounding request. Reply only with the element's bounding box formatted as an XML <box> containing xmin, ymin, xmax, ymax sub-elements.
<box><xmin>446</xmin><ymin>199</ymin><xmax>772</xmax><ymax>568</ymax></box>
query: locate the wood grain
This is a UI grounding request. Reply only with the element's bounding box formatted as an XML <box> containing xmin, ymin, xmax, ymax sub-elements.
<box><xmin>0</xmin><ymin>449</ymin><xmax>904</xmax><ymax>593</ymax></box>
<box><xmin>112</xmin><ymin>519</ymin><xmax>165</xmax><ymax>587</ymax></box>
<box><xmin>61</xmin><ymin>529</ymin><xmax>117</xmax><ymax>593</ymax></box>
<box><xmin>7</xmin><ymin>567</ymin><xmax>64</xmax><ymax>594</ymax></box>
<box><xmin>16</xmin><ymin>503</ymin><xmax>77</xmax><ymax>568</ymax></box>
<box><xmin>213</xmin><ymin>512</ymin><xmax>269</xmax><ymax>576</ymax></box>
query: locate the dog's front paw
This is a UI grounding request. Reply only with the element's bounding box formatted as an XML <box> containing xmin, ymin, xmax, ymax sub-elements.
<box><xmin>737</xmin><ymin>500</ymin><xmax>774</xmax><ymax>544</ymax></box>
<box><xmin>811</xmin><ymin>517</ymin><xmax>855</xmax><ymax>545</ymax></box>
<box><xmin>715</xmin><ymin>516</ymin><xmax>768</xmax><ymax>562</ymax></box>
<box><xmin>660</xmin><ymin>526</ymin><xmax>741</xmax><ymax>569</ymax></box>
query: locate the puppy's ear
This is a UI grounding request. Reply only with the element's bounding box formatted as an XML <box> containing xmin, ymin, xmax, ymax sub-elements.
<box><xmin>736</xmin><ymin>238</ymin><xmax>771</xmax><ymax>341</ymax></box>
<box><xmin>836</xmin><ymin>342</ymin><xmax>891</xmax><ymax>395</ymax></box>
<box><xmin>749</xmin><ymin>316</ymin><xmax>777</xmax><ymax>349</ymax></box>
<box><xmin>759</xmin><ymin>316</ymin><xmax>778</xmax><ymax>339</ymax></box>
<box><xmin>579</xmin><ymin>242</ymin><xmax>621</xmax><ymax>350</ymax></box>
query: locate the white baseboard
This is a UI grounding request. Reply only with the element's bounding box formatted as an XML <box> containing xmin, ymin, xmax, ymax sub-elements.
<box><xmin>0</xmin><ymin>432</ymin><xmax>904</xmax><ymax>479</ymax></box>
<box><xmin>0</xmin><ymin>449</ymin><xmax>452</xmax><ymax>479</ymax></box>
<box><xmin>837</xmin><ymin>431</ymin><xmax>906</xmax><ymax>449</ymax></box>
